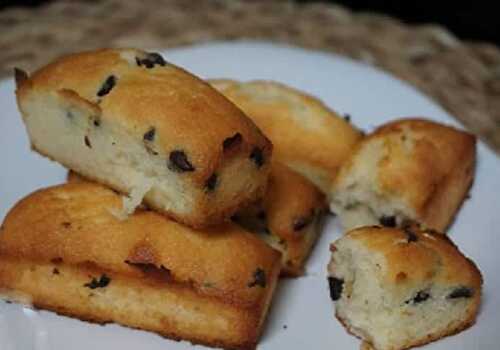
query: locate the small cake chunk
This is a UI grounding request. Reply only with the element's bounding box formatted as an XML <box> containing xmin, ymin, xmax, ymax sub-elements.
<box><xmin>330</xmin><ymin>118</ymin><xmax>476</xmax><ymax>232</ymax></box>
<box><xmin>327</xmin><ymin>225</ymin><xmax>482</xmax><ymax>350</ymax></box>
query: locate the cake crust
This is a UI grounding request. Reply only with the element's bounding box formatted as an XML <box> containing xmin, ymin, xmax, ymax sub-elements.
<box><xmin>15</xmin><ymin>49</ymin><xmax>273</xmax><ymax>228</ymax></box>
<box><xmin>0</xmin><ymin>183</ymin><xmax>282</xmax><ymax>349</ymax></box>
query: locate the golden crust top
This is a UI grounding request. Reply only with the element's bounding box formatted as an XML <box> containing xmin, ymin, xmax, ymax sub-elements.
<box><xmin>0</xmin><ymin>183</ymin><xmax>282</xmax><ymax>308</ymax></box>
<box><xmin>16</xmin><ymin>49</ymin><xmax>272</xmax><ymax>183</ymax></box>
<box><xmin>209</xmin><ymin>79</ymin><xmax>362</xmax><ymax>182</ymax></box>
<box><xmin>342</xmin><ymin>226</ymin><xmax>482</xmax><ymax>291</ymax></box>
<box><xmin>336</xmin><ymin>118</ymin><xmax>476</xmax><ymax>218</ymax></box>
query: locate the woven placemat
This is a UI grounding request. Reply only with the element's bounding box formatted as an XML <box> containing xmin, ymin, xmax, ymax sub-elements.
<box><xmin>2</xmin><ymin>0</ymin><xmax>499</xmax><ymax>154</ymax></box>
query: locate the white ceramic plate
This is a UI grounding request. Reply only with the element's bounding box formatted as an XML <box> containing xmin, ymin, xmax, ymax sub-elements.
<box><xmin>0</xmin><ymin>41</ymin><xmax>498</xmax><ymax>350</ymax></box>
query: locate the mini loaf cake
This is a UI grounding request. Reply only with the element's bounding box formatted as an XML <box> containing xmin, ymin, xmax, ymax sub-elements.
<box><xmin>209</xmin><ymin>79</ymin><xmax>363</xmax><ymax>193</ymax></box>
<box><xmin>233</xmin><ymin>162</ymin><xmax>327</xmax><ymax>276</ymax></box>
<box><xmin>0</xmin><ymin>183</ymin><xmax>282</xmax><ymax>350</ymax></box>
<box><xmin>329</xmin><ymin>118</ymin><xmax>476</xmax><ymax>232</ymax></box>
<box><xmin>68</xmin><ymin>162</ymin><xmax>327</xmax><ymax>277</ymax></box>
<box><xmin>15</xmin><ymin>49</ymin><xmax>272</xmax><ymax>228</ymax></box>
<box><xmin>327</xmin><ymin>225</ymin><xmax>482</xmax><ymax>350</ymax></box>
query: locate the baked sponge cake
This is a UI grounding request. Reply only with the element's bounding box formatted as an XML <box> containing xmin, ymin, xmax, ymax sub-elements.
<box><xmin>209</xmin><ymin>79</ymin><xmax>363</xmax><ymax>193</ymax></box>
<box><xmin>233</xmin><ymin>162</ymin><xmax>327</xmax><ymax>276</ymax></box>
<box><xmin>329</xmin><ymin>118</ymin><xmax>476</xmax><ymax>232</ymax></box>
<box><xmin>327</xmin><ymin>225</ymin><xmax>482</xmax><ymax>350</ymax></box>
<box><xmin>0</xmin><ymin>183</ymin><xmax>282</xmax><ymax>350</ymax></box>
<box><xmin>15</xmin><ymin>49</ymin><xmax>272</xmax><ymax>228</ymax></box>
<box><xmin>69</xmin><ymin>161</ymin><xmax>327</xmax><ymax>277</ymax></box>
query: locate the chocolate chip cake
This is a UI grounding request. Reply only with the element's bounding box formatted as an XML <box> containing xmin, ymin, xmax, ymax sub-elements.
<box><xmin>233</xmin><ymin>162</ymin><xmax>327</xmax><ymax>276</ymax></box>
<box><xmin>329</xmin><ymin>118</ymin><xmax>476</xmax><ymax>232</ymax></box>
<box><xmin>327</xmin><ymin>225</ymin><xmax>482</xmax><ymax>350</ymax></box>
<box><xmin>69</xmin><ymin>161</ymin><xmax>326</xmax><ymax>277</ymax></box>
<box><xmin>209</xmin><ymin>79</ymin><xmax>363</xmax><ymax>193</ymax></box>
<box><xmin>0</xmin><ymin>182</ymin><xmax>282</xmax><ymax>350</ymax></box>
<box><xmin>15</xmin><ymin>49</ymin><xmax>272</xmax><ymax>228</ymax></box>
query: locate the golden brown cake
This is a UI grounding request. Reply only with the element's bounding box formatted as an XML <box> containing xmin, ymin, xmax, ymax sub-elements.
<box><xmin>327</xmin><ymin>225</ymin><xmax>482</xmax><ymax>350</ymax></box>
<box><xmin>209</xmin><ymin>79</ymin><xmax>363</xmax><ymax>193</ymax></box>
<box><xmin>329</xmin><ymin>118</ymin><xmax>476</xmax><ymax>232</ymax></box>
<box><xmin>69</xmin><ymin>162</ymin><xmax>326</xmax><ymax>277</ymax></box>
<box><xmin>0</xmin><ymin>183</ymin><xmax>282</xmax><ymax>350</ymax></box>
<box><xmin>15</xmin><ymin>49</ymin><xmax>272</xmax><ymax>229</ymax></box>
<box><xmin>233</xmin><ymin>162</ymin><xmax>327</xmax><ymax>276</ymax></box>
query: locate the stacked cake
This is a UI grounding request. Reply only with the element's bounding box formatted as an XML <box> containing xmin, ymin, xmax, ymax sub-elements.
<box><xmin>0</xmin><ymin>48</ymin><xmax>482</xmax><ymax>350</ymax></box>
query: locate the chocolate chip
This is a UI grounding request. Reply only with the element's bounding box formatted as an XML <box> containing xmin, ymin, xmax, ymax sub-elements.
<box><xmin>250</xmin><ymin>147</ymin><xmax>264</xmax><ymax>168</ymax></box>
<box><xmin>136</xmin><ymin>58</ymin><xmax>154</xmax><ymax>69</ymax></box>
<box><xmin>379</xmin><ymin>215</ymin><xmax>396</xmax><ymax>227</ymax></box>
<box><xmin>84</xmin><ymin>135</ymin><xmax>92</xmax><ymax>148</ymax></box>
<box><xmin>293</xmin><ymin>216</ymin><xmax>312</xmax><ymax>231</ymax></box>
<box><xmin>248</xmin><ymin>268</ymin><xmax>266</xmax><ymax>288</ymax></box>
<box><xmin>14</xmin><ymin>67</ymin><xmax>28</xmax><ymax>85</ymax></box>
<box><xmin>61</xmin><ymin>222</ymin><xmax>71</xmax><ymax>228</ymax></box>
<box><xmin>52</xmin><ymin>268</ymin><xmax>60</xmax><ymax>275</ymax></box>
<box><xmin>143</xmin><ymin>127</ymin><xmax>155</xmax><ymax>141</ymax></box>
<box><xmin>223</xmin><ymin>132</ymin><xmax>242</xmax><ymax>151</ymax></box>
<box><xmin>66</xmin><ymin>110</ymin><xmax>74</xmax><ymax>119</ymax></box>
<box><xmin>406</xmin><ymin>290</ymin><xmax>430</xmax><ymax>304</ymax></box>
<box><xmin>414</xmin><ymin>291</ymin><xmax>430</xmax><ymax>302</ymax></box>
<box><xmin>205</xmin><ymin>173</ymin><xmax>218</xmax><ymax>191</ymax></box>
<box><xmin>257</xmin><ymin>211</ymin><xmax>267</xmax><ymax>221</ymax></box>
<box><xmin>136</xmin><ymin>52</ymin><xmax>167</xmax><ymax>68</ymax></box>
<box><xmin>168</xmin><ymin>150</ymin><xmax>195</xmax><ymax>172</ymax></box>
<box><xmin>148</xmin><ymin>53</ymin><xmax>166</xmax><ymax>65</ymax></box>
<box><xmin>84</xmin><ymin>274</ymin><xmax>111</xmax><ymax>289</ymax></box>
<box><xmin>448</xmin><ymin>286</ymin><xmax>473</xmax><ymax>299</ymax></box>
<box><xmin>136</xmin><ymin>56</ymin><xmax>147</xmax><ymax>68</ymax></box>
<box><xmin>404</xmin><ymin>227</ymin><xmax>418</xmax><ymax>243</ymax></box>
<box><xmin>93</xmin><ymin>118</ymin><xmax>101</xmax><ymax>127</ymax></box>
<box><xmin>143</xmin><ymin>127</ymin><xmax>158</xmax><ymax>155</ymax></box>
<box><xmin>97</xmin><ymin>75</ymin><xmax>116</xmax><ymax>97</ymax></box>
<box><xmin>328</xmin><ymin>277</ymin><xmax>344</xmax><ymax>301</ymax></box>
<box><xmin>344</xmin><ymin>113</ymin><xmax>351</xmax><ymax>122</ymax></box>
